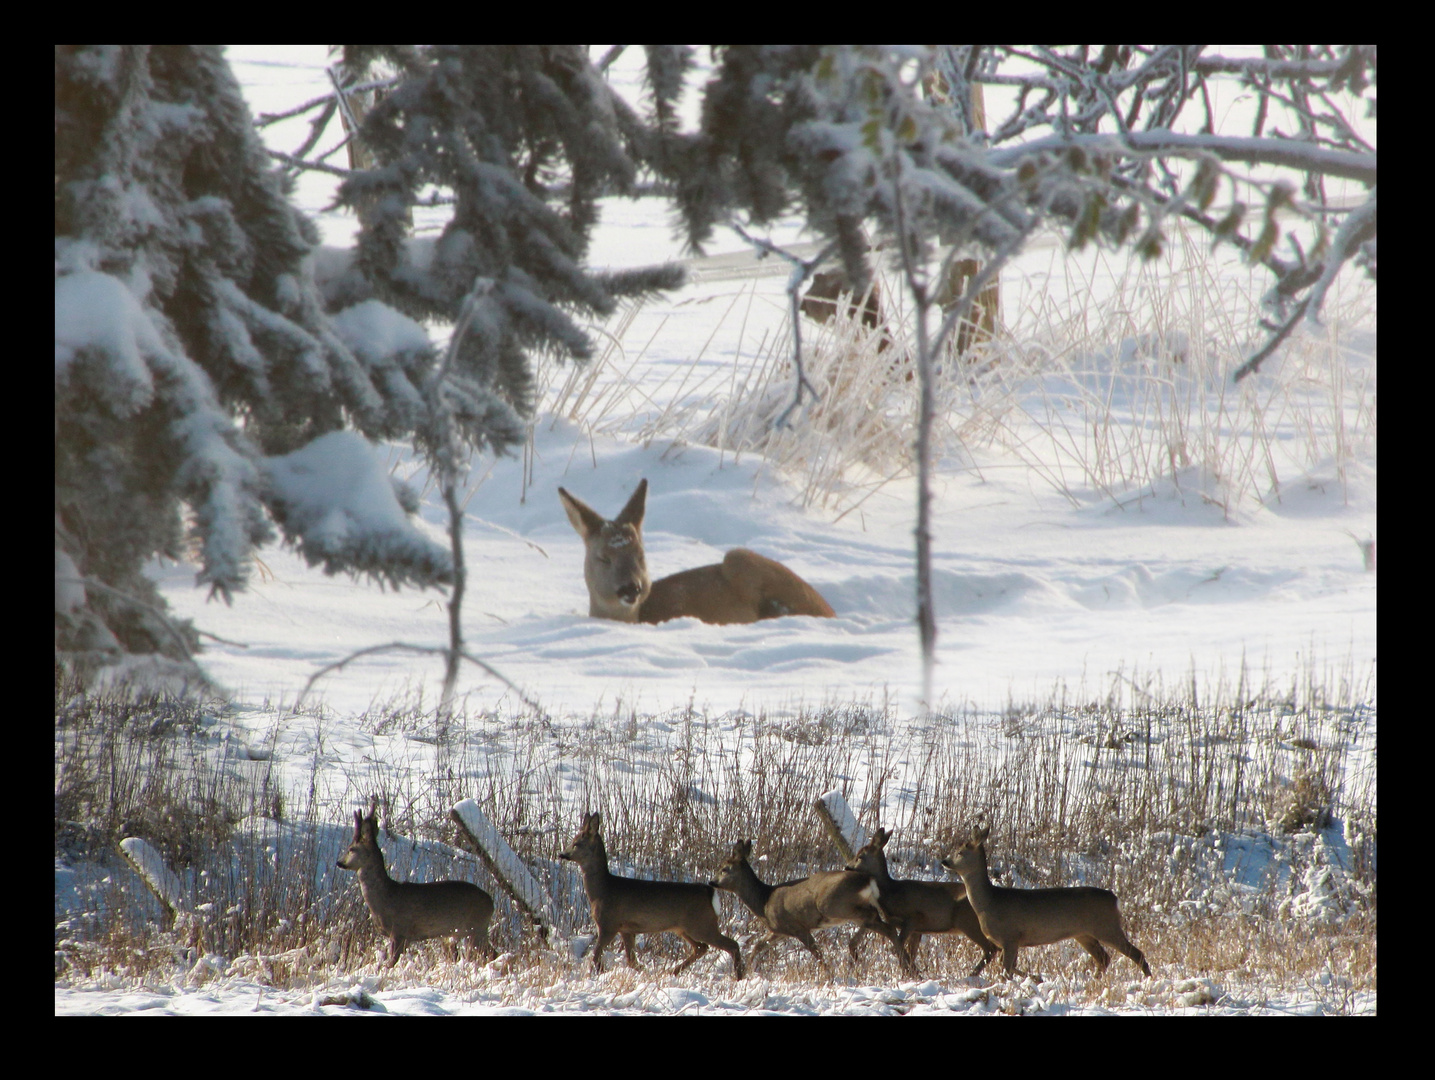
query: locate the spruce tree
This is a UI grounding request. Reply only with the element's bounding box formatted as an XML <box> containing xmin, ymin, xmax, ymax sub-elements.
<box><xmin>54</xmin><ymin>45</ymin><xmax>681</xmax><ymax>681</ymax></box>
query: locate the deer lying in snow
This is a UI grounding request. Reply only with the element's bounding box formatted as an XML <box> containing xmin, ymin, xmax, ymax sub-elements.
<box><xmin>558</xmin><ymin>479</ymin><xmax>835</xmax><ymax>625</ymax></box>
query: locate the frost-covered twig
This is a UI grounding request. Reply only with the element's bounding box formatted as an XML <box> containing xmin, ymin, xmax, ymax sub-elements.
<box><xmin>888</xmin><ymin>154</ymin><xmax>938</xmax><ymax>715</ymax></box>
<box><xmin>987</xmin><ymin>132</ymin><xmax>1376</xmax><ymax>185</ymax></box>
<box><xmin>294</xmin><ymin>641</ymin><xmax>541</xmax><ymax>714</ymax></box>
<box><xmin>595</xmin><ymin>45</ymin><xmax>626</xmax><ymax>74</ymax></box>
<box><xmin>327</xmin><ymin>64</ymin><xmax>363</xmax><ymax>143</ymax></box>
<box><xmin>252</xmin><ymin>76</ymin><xmax>399</xmax><ymax>128</ymax></box>
<box><xmin>439</xmin><ymin>484</ymin><xmax>467</xmax><ymax>713</ymax></box>
<box><xmin>731</xmin><ymin>224</ymin><xmax>839</xmax><ymax>429</ymax></box>
<box><xmin>1303</xmin><ymin>193</ymin><xmax>1378</xmax><ymax>323</ymax></box>
<box><xmin>286</xmin><ymin>98</ymin><xmax>337</xmax><ymax>165</ymax></box>
<box><xmin>429</xmin><ymin>280</ymin><xmax>496</xmax><ymax>713</ymax></box>
<box><xmin>264</xmin><ymin>149</ymin><xmax>354</xmax><ymax>179</ymax></box>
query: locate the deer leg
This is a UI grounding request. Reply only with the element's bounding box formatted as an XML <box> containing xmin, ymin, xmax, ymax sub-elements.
<box><xmin>987</xmin><ymin>941</ymin><xmax>1042</xmax><ymax>982</ymax></box>
<box><xmin>847</xmin><ymin>927</ymin><xmax>869</xmax><ymax>962</ymax></box>
<box><xmin>1000</xmin><ymin>946</ymin><xmax>1022</xmax><ymax>978</ymax></box>
<box><xmin>1107</xmin><ymin>935</ymin><xmax>1150</xmax><ymax>976</ymax></box>
<box><xmin>968</xmin><ymin>944</ymin><xmax>995</xmax><ymax>977</ymax></box>
<box><xmin>719</xmin><ymin>934</ymin><xmax>745</xmax><ymax>979</ymax></box>
<box><xmin>867</xmin><ymin>916</ymin><xmax>916</xmax><ymax>976</ymax></box>
<box><xmin>692</xmin><ymin>927</ymin><xmax>745</xmax><ymax>979</ymax></box>
<box><xmin>901</xmin><ymin>929</ymin><xmax>927</xmax><ymax>976</ymax></box>
<box><xmin>621</xmin><ymin>932</ymin><xmax>643</xmax><ymax>970</ymax></box>
<box><xmin>592</xmin><ymin>929</ymin><xmax>617</xmax><ymax>973</ymax></box>
<box><xmin>792</xmin><ymin>930</ymin><xmax>832</xmax><ymax>972</ymax></box>
<box><xmin>670</xmin><ymin>935</ymin><xmax>709</xmax><ymax>976</ymax></box>
<box><xmin>388</xmin><ymin>936</ymin><xmax>406</xmax><ymax>969</ymax></box>
<box><xmin>748</xmin><ymin>933</ymin><xmax>776</xmax><ymax>972</ymax></box>
<box><xmin>1075</xmin><ymin>935</ymin><xmax>1111</xmax><ymax>971</ymax></box>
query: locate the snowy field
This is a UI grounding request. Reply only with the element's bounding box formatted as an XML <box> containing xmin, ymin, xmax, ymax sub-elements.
<box><xmin>55</xmin><ymin>47</ymin><xmax>1376</xmax><ymax>1016</ymax></box>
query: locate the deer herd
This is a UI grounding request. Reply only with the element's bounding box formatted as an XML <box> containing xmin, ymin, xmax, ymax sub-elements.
<box><xmin>336</xmin><ymin>479</ymin><xmax>1150</xmax><ymax>980</ymax></box>
<box><xmin>340</xmin><ymin>808</ymin><xmax>1149</xmax><ymax>983</ymax></box>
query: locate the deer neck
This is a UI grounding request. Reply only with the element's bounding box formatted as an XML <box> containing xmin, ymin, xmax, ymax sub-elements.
<box><xmin>867</xmin><ymin>853</ymin><xmax>897</xmax><ymax>890</ymax></box>
<box><xmin>355</xmin><ymin>851</ymin><xmax>398</xmax><ymax>906</ymax></box>
<box><xmin>573</xmin><ymin>844</ymin><xmax>616</xmax><ymax>895</ymax></box>
<box><xmin>955</xmin><ymin>851</ymin><xmax>996</xmax><ymax>906</ymax></box>
<box><xmin>729</xmin><ymin>862</ymin><xmax>776</xmax><ymax>918</ymax></box>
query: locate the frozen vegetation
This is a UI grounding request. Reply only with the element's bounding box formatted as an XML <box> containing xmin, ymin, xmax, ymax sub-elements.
<box><xmin>55</xmin><ymin>46</ymin><xmax>1375</xmax><ymax>1016</ymax></box>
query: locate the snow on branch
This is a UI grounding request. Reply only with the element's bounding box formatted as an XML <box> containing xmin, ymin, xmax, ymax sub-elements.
<box><xmin>989</xmin><ymin>132</ymin><xmax>1375</xmax><ymax>186</ymax></box>
<box><xmin>264</xmin><ymin>431</ymin><xmax>452</xmax><ymax>590</ymax></box>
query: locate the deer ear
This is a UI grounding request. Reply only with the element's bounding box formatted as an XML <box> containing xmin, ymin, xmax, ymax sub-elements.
<box><xmin>615</xmin><ymin>479</ymin><xmax>647</xmax><ymax>531</ymax></box>
<box><xmin>559</xmin><ymin>488</ymin><xmax>604</xmax><ymax>539</ymax></box>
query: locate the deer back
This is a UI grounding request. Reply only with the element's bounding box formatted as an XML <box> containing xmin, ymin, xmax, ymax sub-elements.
<box><xmin>640</xmin><ymin>549</ymin><xmax>835</xmax><ymax>625</ymax></box>
<box><xmin>765</xmin><ymin>869</ymin><xmax>885</xmax><ymax>933</ymax></box>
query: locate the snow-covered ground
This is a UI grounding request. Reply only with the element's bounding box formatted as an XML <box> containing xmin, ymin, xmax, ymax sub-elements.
<box><xmin>55</xmin><ymin>47</ymin><xmax>1376</xmax><ymax>1016</ymax></box>
<box><xmin>55</xmin><ymin>972</ymin><xmax>1349</xmax><ymax>1016</ymax></box>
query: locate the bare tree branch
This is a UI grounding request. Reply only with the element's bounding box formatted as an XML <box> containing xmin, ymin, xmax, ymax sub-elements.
<box><xmin>1233</xmin><ymin>297</ymin><xmax>1312</xmax><ymax>383</ymax></box>
<box><xmin>731</xmin><ymin>224</ymin><xmax>838</xmax><ymax>430</ymax></box>
<box><xmin>294</xmin><ymin>641</ymin><xmax>540</xmax><ymax>714</ymax></box>
<box><xmin>989</xmin><ymin>132</ymin><xmax>1375</xmax><ymax>185</ymax></box>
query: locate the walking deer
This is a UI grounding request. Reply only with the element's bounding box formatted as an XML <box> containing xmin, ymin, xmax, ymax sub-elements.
<box><xmin>846</xmin><ymin>827</ymin><xmax>997</xmax><ymax>976</ymax></box>
<box><xmin>557</xmin><ymin>479</ymin><xmax>836</xmax><ymax>625</ymax></box>
<box><xmin>336</xmin><ymin>806</ymin><xmax>495</xmax><ymax>969</ymax></box>
<box><xmin>560</xmin><ymin>812</ymin><xmax>744</xmax><ymax>978</ymax></box>
<box><xmin>711</xmin><ymin>839</ymin><xmax>916</xmax><ymax>977</ymax></box>
<box><xmin>941</xmin><ymin>826</ymin><xmax>1151</xmax><ymax>979</ymax></box>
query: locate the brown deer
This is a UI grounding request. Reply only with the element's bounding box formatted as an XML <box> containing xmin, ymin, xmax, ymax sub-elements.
<box><xmin>560</xmin><ymin>812</ymin><xmax>744</xmax><ymax>978</ymax></box>
<box><xmin>941</xmin><ymin>826</ymin><xmax>1151</xmax><ymax>979</ymax></box>
<box><xmin>801</xmin><ymin>260</ymin><xmax>999</xmax><ymax>381</ymax></box>
<box><xmin>846</xmin><ymin>827</ymin><xmax>997</xmax><ymax>976</ymax></box>
<box><xmin>336</xmin><ymin>806</ymin><xmax>495</xmax><ymax>969</ymax></box>
<box><xmin>711</xmin><ymin>839</ymin><xmax>916</xmax><ymax>977</ymax></box>
<box><xmin>557</xmin><ymin>479</ymin><xmax>835</xmax><ymax>625</ymax></box>
<box><xmin>800</xmin><ymin>269</ymin><xmax>894</xmax><ymax>352</ymax></box>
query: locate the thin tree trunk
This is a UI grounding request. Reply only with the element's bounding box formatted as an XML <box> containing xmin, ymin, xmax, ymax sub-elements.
<box><xmin>889</xmin><ymin>151</ymin><xmax>938</xmax><ymax>716</ymax></box>
<box><xmin>439</xmin><ymin>480</ymin><xmax>465</xmax><ymax>716</ymax></box>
